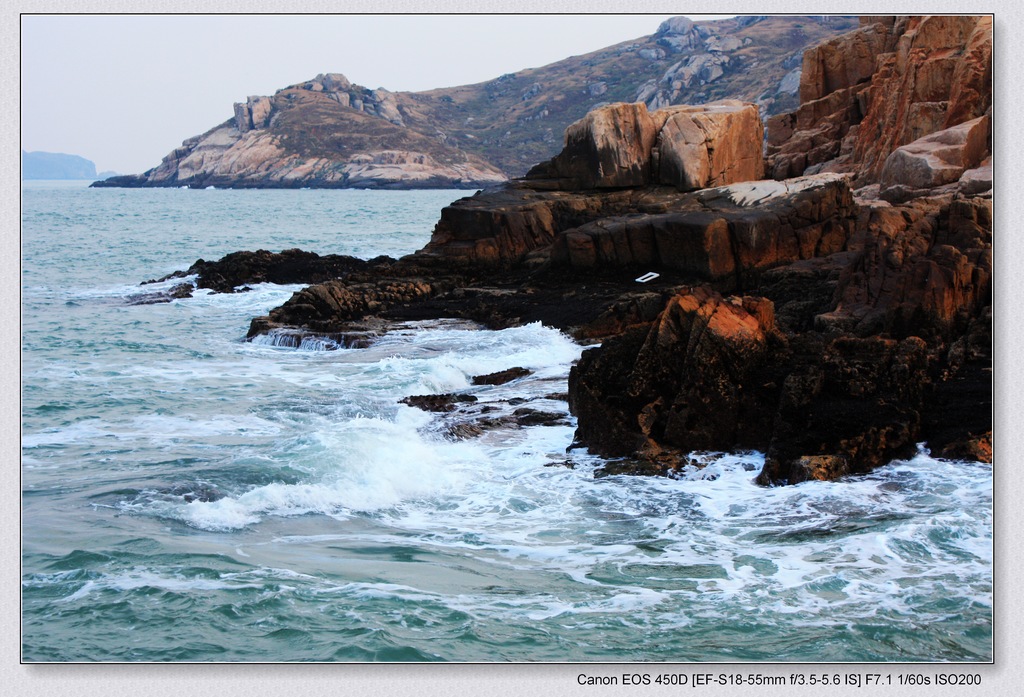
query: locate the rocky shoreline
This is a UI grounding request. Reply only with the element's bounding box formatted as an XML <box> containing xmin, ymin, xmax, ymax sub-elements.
<box><xmin>153</xmin><ymin>16</ymin><xmax>991</xmax><ymax>486</ymax></box>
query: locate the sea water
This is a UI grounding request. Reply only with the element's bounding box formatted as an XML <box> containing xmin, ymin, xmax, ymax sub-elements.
<box><xmin>21</xmin><ymin>181</ymin><xmax>992</xmax><ymax>662</ymax></box>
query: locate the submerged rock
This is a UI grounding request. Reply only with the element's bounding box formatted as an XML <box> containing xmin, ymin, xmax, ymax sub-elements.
<box><xmin>400</xmin><ymin>393</ymin><xmax>478</xmax><ymax>413</ymax></box>
<box><xmin>471</xmin><ymin>367</ymin><xmax>533</xmax><ymax>385</ymax></box>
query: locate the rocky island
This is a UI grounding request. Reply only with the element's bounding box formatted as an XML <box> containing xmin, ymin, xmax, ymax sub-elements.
<box><xmin>163</xmin><ymin>16</ymin><xmax>991</xmax><ymax>486</ymax></box>
<box><xmin>94</xmin><ymin>16</ymin><xmax>856</xmax><ymax>190</ymax></box>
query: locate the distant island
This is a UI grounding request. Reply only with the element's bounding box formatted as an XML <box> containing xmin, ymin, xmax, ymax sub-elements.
<box><xmin>23</xmin><ymin>150</ymin><xmax>94</xmax><ymax>180</ymax></box>
<box><xmin>22</xmin><ymin>150</ymin><xmax>118</xmax><ymax>180</ymax></box>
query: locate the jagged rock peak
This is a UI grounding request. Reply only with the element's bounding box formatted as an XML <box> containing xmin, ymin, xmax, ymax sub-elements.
<box><xmin>317</xmin><ymin>73</ymin><xmax>351</xmax><ymax>91</ymax></box>
<box><xmin>656</xmin><ymin>17</ymin><xmax>695</xmax><ymax>36</ymax></box>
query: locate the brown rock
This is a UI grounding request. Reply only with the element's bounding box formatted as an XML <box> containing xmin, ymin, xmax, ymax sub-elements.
<box><xmin>527</xmin><ymin>101</ymin><xmax>764</xmax><ymax>193</ymax></box>
<box><xmin>879</xmin><ymin>115</ymin><xmax>990</xmax><ymax>195</ymax></box>
<box><xmin>549</xmin><ymin>174</ymin><xmax>856</xmax><ymax>285</ymax></box>
<box><xmin>569</xmin><ymin>287</ymin><xmax>779</xmax><ymax>460</ymax></box>
<box><xmin>853</xmin><ymin>15</ymin><xmax>991</xmax><ymax>182</ymax></box>
<box><xmin>471</xmin><ymin>367</ymin><xmax>533</xmax><ymax>385</ymax></box>
<box><xmin>800</xmin><ymin>22</ymin><xmax>889</xmax><ymax>103</ymax></box>
<box><xmin>823</xmin><ymin>195</ymin><xmax>991</xmax><ymax>339</ymax></box>
<box><xmin>655</xmin><ymin>101</ymin><xmax>764</xmax><ymax>191</ymax></box>
<box><xmin>528</xmin><ymin>102</ymin><xmax>661</xmax><ymax>189</ymax></box>
<box><xmin>767</xmin><ymin>15</ymin><xmax>992</xmax><ymax>185</ymax></box>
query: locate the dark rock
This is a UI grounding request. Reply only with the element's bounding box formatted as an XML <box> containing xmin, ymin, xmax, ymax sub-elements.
<box><xmin>757</xmin><ymin>335</ymin><xmax>929</xmax><ymax>485</ymax></box>
<box><xmin>511</xmin><ymin>408</ymin><xmax>571</xmax><ymax>427</ymax></box>
<box><xmin>186</xmin><ymin>249</ymin><xmax>389</xmax><ymax>293</ymax></box>
<box><xmin>937</xmin><ymin>432</ymin><xmax>992</xmax><ymax>463</ymax></box>
<box><xmin>125</xmin><ymin>281</ymin><xmax>196</xmax><ymax>305</ymax></box>
<box><xmin>166</xmin><ymin>482</ymin><xmax>224</xmax><ymax>503</ymax></box>
<box><xmin>400</xmin><ymin>393</ymin><xmax>478</xmax><ymax>413</ymax></box>
<box><xmin>569</xmin><ymin>287</ymin><xmax>780</xmax><ymax>461</ymax></box>
<box><xmin>472</xmin><ymin>367</ymin><xmax>533</xmax><ymax>385</ymax></box>
<box><xmin>249</xmin><ymin>274</ymin><xmax>452</xmax><ymax>337</ymax></box>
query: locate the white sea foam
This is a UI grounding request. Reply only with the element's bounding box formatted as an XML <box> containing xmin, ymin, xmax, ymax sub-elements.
<box><xmin>55</xmin><ymin>571</ymin><xmax>267</xmax><ymax>603</ymax></box>
<box><xmin>165</xmin><ymin>410</ymin><xmax>488</xmax><ymax>530</ymax></box>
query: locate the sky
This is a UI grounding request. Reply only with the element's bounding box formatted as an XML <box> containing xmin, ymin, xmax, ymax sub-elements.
<box><xmin>21</xmin><ymin>13</ymin><xmax>734</xmax><ymax>175</ymax></box>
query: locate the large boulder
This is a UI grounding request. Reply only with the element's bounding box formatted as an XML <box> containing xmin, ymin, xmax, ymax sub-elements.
<box><xmin>654</xmin><ymin>101</ymin><xmax>764</xmax><ymax>191</ymax></box>
<box><xmin>527</xmin><ymin>103</ymin><xmax>661</xmax><ymax>189</ymax></box>
<box><xmin>526</xmin><ymin>101</ymin><xmax>764</xmax><ymax>192</ymax></box>
<box><xmin>878</xmin><ymin>115</ymin><xmax>990</xmax><ymax>200</ymax></box>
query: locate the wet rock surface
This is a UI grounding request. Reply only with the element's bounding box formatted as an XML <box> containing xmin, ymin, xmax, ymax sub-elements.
<box><xmin>400</xmin><ymin>393</ymin><xmax>479</xmax><ymax>413</ymax></box>
<box><xmin>472</xmin><ymin>368</ymin><xmax>533</xmax><ymax>385</ymax></box>
<box><xmin>146</xmin><ymin>248</ymin><xmax>391</xmax><ymax>294</ymax></box>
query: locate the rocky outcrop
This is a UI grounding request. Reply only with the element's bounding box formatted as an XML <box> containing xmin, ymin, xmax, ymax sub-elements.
<box><xmin>568</xmin><ymin>188</ymin><xmax>991</xmax><ymax>482</ymax></box>
<box><xmin>853</xmin><ymin>16</ymin><xmax>992</xmax><ymax>182</ymax></box>
<box><xmin>248</xmin><ymin>275</ymin><xmax>456</xmax><ymax>337</ymax></box>
<box><xmin>799</xmin><ymin>22</ymin><xmax>889</xmax><ymax>104</ymax></box>
<box><xmin>569</xmin><ymin>287</ymin><xmax>781</xmax><ymax>463</ymax></box>
<box><xmin>419</xmin><ymin>186</ymin><xmax>645</xmax><ymax>266</ymax></box>
<box><xmin>766</xmin><ymin>15</ymin><xmax>992</xmax><ymax>190</ymax></box>
<box><xmin>550</xmin><ymin>174</ymin><xmax>853</xmax><ymax>282</ymax></box>
<box><xmin>97</xmin><ymin>74</ymin><xmax>507</xmax><ymax>190</ymax></box>
<box><xmin>421</xmin><ymin>101</ymin><xmax>765</xmax><ymax>267</ymax></box>
<box><xmin>174</xmin><ymin>249</ymin><xmax>390</xmax><ymax>293</ymax></box>
<box><xmin>229</xmin><ymin>16</ymin><xmax>990</xmax><ymax>487</ymax></box>
<box><xmin>819</xmin><ymin>195</ymin><xmax>992</xmax><ymax>340</ymax></box>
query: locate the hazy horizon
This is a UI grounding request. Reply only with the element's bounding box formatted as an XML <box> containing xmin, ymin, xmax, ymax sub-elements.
<box><xmin>21</xmin><ymin>13</ymin><xmax>739</xmax><ymax>175</ymax></box>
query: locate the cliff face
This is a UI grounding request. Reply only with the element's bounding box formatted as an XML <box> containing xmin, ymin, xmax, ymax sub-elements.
<box><xmin>96</xmin><ymin>15</ymin><xmax>856</xmax><ymax>190</ymax></box>
<box><xmin>766</xmin><ymin>15</ymin><xmax>992</xmax><ymax>199</ymax></box>
<box><xmin>564</xmin><ymin>15</ymin><xmax>992</xmax><ymax>483</ymax></box>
